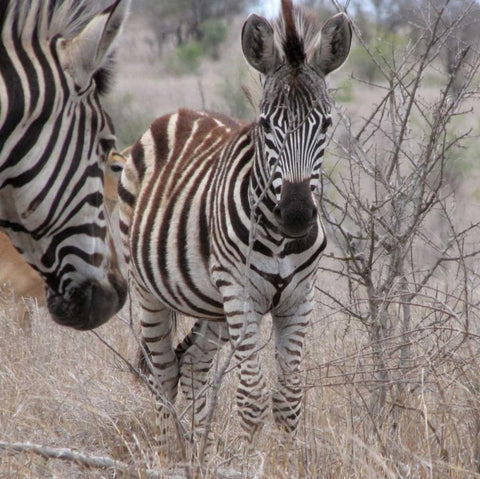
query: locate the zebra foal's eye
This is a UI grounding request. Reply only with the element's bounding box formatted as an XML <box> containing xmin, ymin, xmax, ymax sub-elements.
<box><xmin>259</xmin><ymin>116</ymin><xmax>272</xmax><ymax>133</ymax></box>
<box><xmin>109</xmin><ymin>163</ymin><xmax>123</xmax><ymax>173</ymax></box>
<box><xmin>321</xmin><ymin>116</ymin><xmax>332</xmax><ymax>134</ymax></box>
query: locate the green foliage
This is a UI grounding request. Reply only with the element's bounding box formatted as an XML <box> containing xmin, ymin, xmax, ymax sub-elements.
<box><xmin>333</xmin><ymin>78</ymin><xmax>355</xmax><ymax>103</ymax></box>
<box><xmin>443</xmin><ymin>121</ymin><xmax>477</xmax><ymax>193</ymax></box>
<box><xmin>200</xmin><ymin>18</ymin><xmax>227</xmax><ymax>60</ymax></box>
<box><xmin>141</xmin><ymin>0</ymin><xmax>251</xmax><ymax>48</ymax></box>
<box><xmin>104</xmin><ymin>93</ymin><xmax>151</xmax><ymax>149</ymax></box>
<box><xmin>161</xmin><ymin>18</ymin><xmax>228</xmax><ymax>77</ymax></box>
<box><xmin>215</xmin><ymin>64</ymin><xmax>254</xmax><ymax>120</ymax></box>
<box><xmin>423</xmin><ymin>69</ymin><xmax>447</xmax><ymax>87</ymax></box>
<box><xmin>165</xmin><ymin>41</ymin><xmax>203</xmax><ymax>76</ymax></box>
<box><xmin>176</xmin><ymin>42</ymin><xmax>203</xmax><ymax>72</ymax></box>
<box><xmin>348</xmin><ymin>44</ymin><xmax>377</xmax><ymax>82</ymax></box>
<box><xmin>349</xmin><ymin>31</ymin><xmax>408</xmax><ymax>82</ymax></box>
<box><xmin>375</xmin><ymin>31</ymin><xmax>408</xmax><ymax>68</ymax></box>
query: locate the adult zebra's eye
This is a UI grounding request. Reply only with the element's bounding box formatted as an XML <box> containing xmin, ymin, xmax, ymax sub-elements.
<box><xmin>109</xmin><ymin>162</ymin><xmax>123</xmax><ymax>173</ymax></box>
<box><xmin>259</xmin><ymin>116</ymin><xmax>272</xmax><ymax>133</ymax></box>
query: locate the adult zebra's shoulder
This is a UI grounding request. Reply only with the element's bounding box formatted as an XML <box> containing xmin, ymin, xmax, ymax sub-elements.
<box><xmin>119</xmin><ymin>0</ymin><xmax>351</xmax><ymax>450</ymax></box>
<box><xmin>0</xmin><ymin>0</ymin><xmax>129</xmax><ymax>329</ymax></box>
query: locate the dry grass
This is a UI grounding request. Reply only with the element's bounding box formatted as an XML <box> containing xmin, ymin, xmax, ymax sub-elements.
<box><xmin>0</xmin><ymin>297</ymin><xmax>155</xmax><ymax>477</ymax></box>
<box><xmin>2</xmin><ymin>280</ymin><xmax>480</xmax><ymax>478</ymax></box>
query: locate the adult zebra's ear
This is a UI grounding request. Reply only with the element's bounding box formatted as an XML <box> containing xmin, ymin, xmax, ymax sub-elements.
<box><xmin>58</xmin><ymin>0</ymin><xmax>130</xmax><ymax>91</ymax></box>
<box><xmin>242</xmin><ymin>14</ymin><xmax>281</xmax><ymax>75</ymax></box>
<box><xmin>313</xmin><ymin>13</ymin><xmax>352</xmax><ymax>76</ymax></box>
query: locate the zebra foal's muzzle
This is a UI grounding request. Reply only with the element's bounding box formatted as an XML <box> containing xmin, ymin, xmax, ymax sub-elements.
<box><xmin>273</xmin><ymin>179</ymin><xmax>317</xmax><ymax>238</ymax></box>
<box><xmin>47</xmin><ymin>273</ymin><xmax>127</xmax><ymax>330</ymax></box>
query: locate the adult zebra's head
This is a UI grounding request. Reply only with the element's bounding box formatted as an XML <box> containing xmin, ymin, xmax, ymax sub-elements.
<box><xmin>242</xmin><ymin>0</ymin><xmax>351</xmax><ymax>238</ymax></box>
<box><xmin>0</xmin><ymin>0</ymin><xmax>129</xmax><ymax>330</ymax></box>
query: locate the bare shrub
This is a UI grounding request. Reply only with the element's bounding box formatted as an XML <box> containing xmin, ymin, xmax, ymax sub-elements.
<box><xmin>313</xmin><ymin>0</ymin><xmax>480</xmax><ymax>474</ymax></box>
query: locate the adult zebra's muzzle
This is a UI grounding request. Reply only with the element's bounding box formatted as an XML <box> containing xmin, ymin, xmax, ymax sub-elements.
<box><xmin>47</xmin><ymin>273</ymin><xmax>127</xmax><ymax>330</ymax></box>
<box><xmin>273</xmin><ymin>180</ymin><xmax>317</xmax><ymax>238</ymax></box>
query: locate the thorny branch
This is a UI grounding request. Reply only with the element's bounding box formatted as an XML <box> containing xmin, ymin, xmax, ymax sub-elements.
<box><xmin>0</xmin><ymin>441</ymin><xmax>238</xmax><ymax>479</ymax></box>
<box><xmin>319</xmin><ymin>0</ymin><xmax>480</xmax><ymax>420</ymax></box>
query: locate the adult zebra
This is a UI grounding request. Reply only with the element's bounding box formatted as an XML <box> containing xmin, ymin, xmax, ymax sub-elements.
<box><xmin>119</xmin><ymin>0</ymin><xmax>351</xmax><ymax>445</ymax></box>
<box><xmin>0</xmin><ymin>0</ymin><xmax>129</xmax><ymax>329</ymax></box>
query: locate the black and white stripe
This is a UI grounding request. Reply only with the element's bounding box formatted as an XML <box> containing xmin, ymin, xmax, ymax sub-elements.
<box><xmin>0</xmin><ymin>0</ymin><xmax>129</xmax><ymax>329</ymax></box>
<box><xmin>119</xmin><ymin>0</ymin><xmax>352</xmax><ymax>448</ymax></box>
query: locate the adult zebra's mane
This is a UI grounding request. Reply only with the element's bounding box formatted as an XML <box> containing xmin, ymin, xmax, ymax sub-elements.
<box><xmin>273</xmin><ymin>0</ymin><xmax>323</xmax><ymax>68</ymax></box>
<box><xmin>2</xmin><ymin>0</ymin><xmax>105</xmax><ymax>40</ymax></box>
<box><xmin>1</xmin><ymin>0</ymin><xmax>117</xmax><ymax>94</ymax></box>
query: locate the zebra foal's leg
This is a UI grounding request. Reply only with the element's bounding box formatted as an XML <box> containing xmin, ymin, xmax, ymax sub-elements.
<box><xmin>176</xmin><ymin>320</ymin><xmax>229</xmax><ymax>455</ymax></box>
<box><xmin>271</xmin><ymin>295</ymin><xmax>313</xmax><ymax>434</ymax></box>
<box><xmin>220</xmin><ymin>298</ymin><xmax>269</xmax><ymax>443</ymax></box>
<box><xmin>135</xmin><ymin>284</ymin><xmax>180</xmax><ymax>451</ymax></box>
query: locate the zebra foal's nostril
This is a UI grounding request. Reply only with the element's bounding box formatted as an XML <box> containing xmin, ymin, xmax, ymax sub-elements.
<box><xmin>273</xmin><ymin>205</ymin><xmax>282</xmax><ymax>219</ymax></box>
<box><xmin>273</xmin><ymin>203</ymin><xmax>316</xmax><ymax>222</ymax></box>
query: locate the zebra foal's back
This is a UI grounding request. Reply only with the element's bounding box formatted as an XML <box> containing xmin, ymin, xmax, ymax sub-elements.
<box><xmin>119</xmin><ymin>109</ymin><xmax>244</xmax><ymax>317</ymax></box>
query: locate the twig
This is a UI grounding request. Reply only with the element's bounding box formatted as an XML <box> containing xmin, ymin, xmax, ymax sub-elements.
<box><xmin>0</xmin><ymin>441</ymin><xmax>182</xmax><ymax>479</ymax></box>
<box><xmin>0</xmin><ymin>441</ymin><xmax>242</xmax><ymax>479</ymax></box>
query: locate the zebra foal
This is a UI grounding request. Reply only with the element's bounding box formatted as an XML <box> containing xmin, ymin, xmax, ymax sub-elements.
<box><xmin>119</xmin><ymin>0</ymin><xmax>351</xmax><ymax>446</ymax></box>
<box><xmin>0</xmin><ymin>0</ymin><xmax>129</xmax><ymax>329</ymax></box>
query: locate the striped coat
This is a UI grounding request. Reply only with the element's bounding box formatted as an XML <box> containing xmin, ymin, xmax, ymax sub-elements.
<box><xmin>0</xmin><ymin>0</ymin><xmax>129</xmax><ymax>329</ymax></box>
<box><xmin>120</xmin><ymin>0</ymin><xmax>351</xmax><ymax>449</ymax></box>
<box><xmin>0</xmin><ymin>149</ymin><xmax>127</xmax><ymax>329</ymax></box>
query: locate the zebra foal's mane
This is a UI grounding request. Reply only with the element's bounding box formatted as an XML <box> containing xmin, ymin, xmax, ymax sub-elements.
<box><xmin>273</xmin><ymin>0</ymin><xmax>323</xmax><ymax>68</ymax></box>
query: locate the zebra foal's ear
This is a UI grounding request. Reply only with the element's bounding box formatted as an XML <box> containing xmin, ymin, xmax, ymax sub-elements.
<box><xmin>58</xmin><ymin>0</ymin><xmax>130</xmax><ymax>91</ymax></box>
<box><xmin>313</xmin><ymin>12</ymin><xmax>352</xmax><ymax>75</ymax></box>
<box><xmin>242</xmin><ymin>14</ymin><xmax>281</xmax><ymax>75</ymax></box>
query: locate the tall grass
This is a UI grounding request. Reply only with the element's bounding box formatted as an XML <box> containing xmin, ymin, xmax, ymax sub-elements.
<box><xmin>2</xmin><ymin>281</ymin><xmax>480</xmax><ymax>477</ymax></box>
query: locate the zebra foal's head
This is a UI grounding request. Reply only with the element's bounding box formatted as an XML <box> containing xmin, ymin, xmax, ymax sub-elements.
<box><xmin>0</xmin><ymin>0</ymin><xmax>129</xmax><ymax>329</ymax></box>
<box><xmin>242</xmin><ymin>0</ymin><xmax>351</xmax><ymax>238</ymax></box>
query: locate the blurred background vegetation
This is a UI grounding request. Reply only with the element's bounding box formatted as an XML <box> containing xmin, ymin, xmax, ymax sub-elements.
<box><xmin>108</xmin><ymin>0</ymin><xmax>480</xmax><ymax>149</ymax></box>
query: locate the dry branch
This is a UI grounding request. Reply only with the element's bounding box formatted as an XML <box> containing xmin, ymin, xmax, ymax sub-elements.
<box><xmin>319</xmin><ymin>0</ymin><xmax>480</xmax><ymax>428</ymax></box>
<box><xmin>0</xmin><ymin>440</ymin><xmax>243</xmax><ymax>479</ymax></box>
<box><xmin>0</xmin><ymin>441</ymin><xmax>175</xmax><ymax>478</ymax></box>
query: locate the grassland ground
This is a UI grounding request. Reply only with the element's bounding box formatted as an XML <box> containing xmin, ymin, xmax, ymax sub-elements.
<box><xmin>2</xmin><ymin>275</ymin><xmax>480</xmax><ymax>478</ymax></box>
